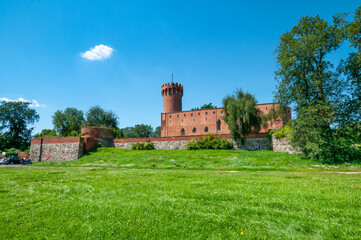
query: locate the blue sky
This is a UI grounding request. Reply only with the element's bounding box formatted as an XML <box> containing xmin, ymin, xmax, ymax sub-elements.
<box><xmin>0</xmin><ymin>0</ymin><xmax>359</xmax><ymax>133</ymax></box>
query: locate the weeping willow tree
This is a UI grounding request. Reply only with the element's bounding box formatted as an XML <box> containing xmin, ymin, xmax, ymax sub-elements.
<box><xmin>222</xmin><ymin>89</ymin><xmax>262</xmax><ymax>144</ymax></box>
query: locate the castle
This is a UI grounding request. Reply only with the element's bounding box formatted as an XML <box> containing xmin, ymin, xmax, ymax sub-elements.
<box><xmin>160</xmin><ymin>82</ymin><xmax>290</xmax><ymax>137</ymax></box>
<box><xmin>30</xmin><ymin>82</ymin><xmax>294</xmax><ymax>162</ymax></box>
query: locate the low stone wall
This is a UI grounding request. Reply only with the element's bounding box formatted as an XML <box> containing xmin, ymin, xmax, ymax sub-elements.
<box><xmin>114</xmin><ymin>136</ymin><xmax>270</xmax><ymax>150</ymax></box>
<box><xmin>30</xmin><ymin>137</ymin><xmax>84</xmax><ymax>162</ymax></box>
<box><xmin>272</xmin><ymin>136</ymin><xmax>300</xmax><ymax>154</ymax></box>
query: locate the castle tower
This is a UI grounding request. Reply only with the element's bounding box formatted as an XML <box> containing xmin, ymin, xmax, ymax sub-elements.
<box><xmin>161</xmin><ymin>82</ymin><xmax>183</xmax><ymax>113</ymax></box>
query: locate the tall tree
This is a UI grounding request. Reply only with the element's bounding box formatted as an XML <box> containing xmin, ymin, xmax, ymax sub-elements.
<box><xmin>52</xmin><ymin>107</ymin><xmax>84</xmax><ymax>136</ymax></box>
<box><xmin>222</xmin><ymin>89</ymin><xmax>262</xmax><ymax>144</ymax></box>
<box><xmin>274</xmin><ymin>10</ymin><xmax>361</xmax><ymax>162</ymax></box>
<box><xmin>85</xmin><ymin>106</ymin><xmax>118</xmax><ymax>128</ymax></box>
<box><xmin>191</xmin><ymin>103</ymin><xmax>217</xmax><ymax>110</ymax></box>
<box><xmin>0</xmin><ymin>101</ymin><xmax>39</xmax><ymax>150</ymax></box>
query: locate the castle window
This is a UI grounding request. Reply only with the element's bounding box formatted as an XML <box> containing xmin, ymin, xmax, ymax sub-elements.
<box><xmin>221</xmin><ymin>111</ymin><xmax>223</xmax><ymax>114</ymax></box>
<box><xmin>169</xmin><ymin>115</ymin><xmax>172</xmax><ymax>118</ymax></box>
<box><xmin>192</xmin><ymin>127</ymin><xmax>197</xmax><ymax>133</ymax></box>
<box><xmin>205</xmin><ymin>112</ymin><xmax>208</xmax><ymax>115</ymax></box>
<box><xmin>165</xmin><ymin>89</ymin><xmax>168</xmax><ymax>96</ymax></box>
<box><xmin>217</xmin><ymin>119</ymin><xmax>221</xmax><ymax>131</ymax></box>
<box><xmin>213</xmin><ymin>111</ymin><xmax>215</xmax><ymax>114</ymax></box>
<box><xmin>266</xmin><ymin>107</ymin><xmax>268</xmax><ymax>110</ymax></box>
<box><xmin>191</xmin><ymin>113</ymin><xmax>193</xmax><ymax>116</ymax></box>
<box><xmin>184</xmin><ymin>114</ymin><xmax>186</xmax><ymax>117</ymax></box>
<box><xmin>198</xmin><ymin>112</ymin><xmax>200</xmax><ymax>116</ymax></box>
<box><xmin>181</xmin><ymin>128</ymin><xmax>185</xmax><ymax>136</ymax></box>
<box><xmin>177</xmin><ymin>114</ymin><xmax>179</xmax><ymax>117</ymax></box>
<box><xmin>204</xmin><ymin>126</ymin><xmax>208</xmax><ymax>132</ymax></box>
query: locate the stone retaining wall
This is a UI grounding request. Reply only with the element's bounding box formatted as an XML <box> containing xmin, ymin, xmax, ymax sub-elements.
<box><xmin>114</xmin><ymin>137</ymin><xmax>271</xmax><ymax>150</ymax></box>
<box><xmin>272</xmin><ymin>136</ymin><xmax>301</xmax><ymax>154</ymax></box>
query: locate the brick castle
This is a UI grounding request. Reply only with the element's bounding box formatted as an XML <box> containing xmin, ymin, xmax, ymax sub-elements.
<box><xmin>160</xmin><ymin>82</ymin><xmax>290</xmax><ymax>137</ymax></box>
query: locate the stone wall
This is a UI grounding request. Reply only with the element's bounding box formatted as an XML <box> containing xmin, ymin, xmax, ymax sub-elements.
<box><xmin>113</xmin><ymin>136</ymin><xmax>271</xmax><ymax>150</ymax></box>
<box><xmin>30</xmin><ymin>137</ymin><xmax>84</xmax><ymax>162</ymax></box>
<box><xmin>272</xmin><ymin>136</ymin><xmax>301</xmax><ymax>154</ymax></box>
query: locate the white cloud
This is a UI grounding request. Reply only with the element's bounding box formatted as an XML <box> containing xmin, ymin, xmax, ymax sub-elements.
<box><xmin>81</xmin><ymin>44</ymin><xmax>114</xmax><ymax>60</ymax></box>
<box><xmin>0</xmin><ymin>97</ymin><xmax>46</xmax><ymax>108</ymax></box>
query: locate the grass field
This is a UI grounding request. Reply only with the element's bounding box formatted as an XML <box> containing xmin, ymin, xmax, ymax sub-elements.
<box><xmin>1</xmin><ymin>148</ymin><xmax>361</xmax><ymax>239</ymax></box>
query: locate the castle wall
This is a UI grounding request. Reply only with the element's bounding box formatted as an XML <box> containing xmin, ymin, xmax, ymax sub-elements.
<box><xmin>113</xmin><ymin>134</ymin><xmax>270</xmax><ymax>150</ymax></box>
<box><xmin>30</xmin><ymin>137</ymin><xmax>84</xmax><ymax>162</ymax></box>
<box><xmin>160</xmin><ymin>104</ymin><xmax>288</xmax><ymax>137</ymax></box>
<box><xmin>272</xmin><ymin>136</ymin><xmax>301</xmax><ymax>154</ymax></box>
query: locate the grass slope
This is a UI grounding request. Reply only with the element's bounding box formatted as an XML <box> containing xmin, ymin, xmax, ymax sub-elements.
<box><xmin>0</xmin><ymin>149</ymin><xmax>361</xmax><ymax>239</ymax></box>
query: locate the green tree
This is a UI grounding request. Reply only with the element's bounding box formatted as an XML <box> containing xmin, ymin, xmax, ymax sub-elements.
<box><xmin>191</xmin><ymin>103</ymin><xmax>217</xmax><ymax>110</ymax></box>
<box><xmin>133</xmin><ymin>124</ymin><xmax>153</xmax><ymax>138</ymax></box>
<box><xmin>34</xmin><ymin>129</ymin><xmax>57</xmax><ymax>138</ymax></box>
<box><xmin>151</xmin><ymin>126</ymin><xmax>161</xmax><ymax>137</ymax></box>
<box><xmin>85</xmin><ymin>106</ymin><xmax>118</xmax><ymax>128</ymax></box>
<box><xmin>52</xmin><ymin>108</ymin><xmax>84</xmax><ymax>137</ymax></box>
<box><xmin>222</xmin><ymin>89</ymin><xmax>262</xmax><ymax>144</ymax></box>
<box><xmin>274</xmin><ymin>9</ymin><xmax>361</xmax><ymax>162</ymax></box>
<box><xmin>0</xmin><ymin>101</ymin><xmax>39</xmax><ymax>150</ymax></box>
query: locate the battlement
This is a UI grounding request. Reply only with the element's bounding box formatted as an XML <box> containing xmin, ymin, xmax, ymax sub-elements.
<box><xmin>161</xmin><ymin>82</ymin><xmax>183</xmax><ymax>97</ymax></box>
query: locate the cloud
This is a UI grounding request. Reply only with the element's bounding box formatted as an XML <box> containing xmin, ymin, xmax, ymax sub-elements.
<box><xmin>81</xmin><ymin>44</ymin><xmax>114</xmax><ymax>60</ymax></box>
<box><xmin>0</xmin><ymin>97</ymin><xmax>46</xmax><ymax>108</ymax></box>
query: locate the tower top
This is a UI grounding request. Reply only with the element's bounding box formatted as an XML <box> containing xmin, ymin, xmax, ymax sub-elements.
<box><xmin>161</xmin><ymin>82</ymin><xmax>183</xmax><ymax>113</ymax></box>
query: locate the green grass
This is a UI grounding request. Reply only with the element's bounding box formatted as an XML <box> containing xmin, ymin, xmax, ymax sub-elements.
<box><xmin>1</xmin><ymin>148</ymin><xmax>361</xmax><ymax>239</ymax></box>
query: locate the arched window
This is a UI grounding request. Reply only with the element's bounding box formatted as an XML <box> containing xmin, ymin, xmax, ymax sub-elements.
<box><xmin>204</xmin><ymin>126</ymin><xmax>208</xmax><ymax>133</ymax></box>
<box><xmin>192</xmin><ymin>127</ymin><xmax>197</xmax><ymax>133</ymax></box>
<box><xmin>217</xmin><ymin>119</ymin><xmax>221</xmax><ymax>131</ymax></box>
<box><xmin>181</xmin><ymin>128</ymin><xmax>185</xmax><ymax>136</ymax></box>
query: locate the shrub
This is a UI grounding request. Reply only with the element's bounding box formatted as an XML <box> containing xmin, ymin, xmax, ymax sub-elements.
<box><xmin>271</xmin><ymin>121</ymin><xmax>293</xmax><ymax>139</ymax></box>
<box><xmin>186</xmin><ymin>134</ymin><xmax>233</xmax><ymax>150</ymax></box>
<box><xmin>131</xmin><ymin>141</ymin><xmax>155</xmax><ymax>150</ymax></box>
<box><xmin>6</xmin><ymin>148</ymin><xmax>20</xmax><ymax>157</ymax></box>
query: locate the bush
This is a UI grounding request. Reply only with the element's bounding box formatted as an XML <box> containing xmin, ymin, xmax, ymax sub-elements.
<box><xmin>6</xmin><ymin>148</ymin><xmax>20</xmax><ymax>157</ymax></box>
<box><xmin>271</xmin><ymin>121</ymin><xmax>293</xmax><ymax>139</ymax></box>
<box><xmin>131</xmin><ymin>141</ymin><xmax>155</xmax><ymax>150</ymax></box>
<box><xmin>186</xmin><ymin>134</ymin><xmax>233</xmax><ymax>150</ymax></box>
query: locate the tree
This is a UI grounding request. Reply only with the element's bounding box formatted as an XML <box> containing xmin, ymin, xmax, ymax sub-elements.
<box><xmin>52</xmin><ymin>108</ymin><xmax>84</xmax><ymax>137</ymax></box>
<box><xmin>85</xmin><ymin>106</ymin><xmax>118</xmax><ymax>128</ymax></box>
<box><xmin>191</xmin><ymin>103</ymin><xmax>217</xmax><ymax>110</ymax></box>
<box><xmin>274</xmin><ymin>9</ymin><xmax>361</xmax><ymax>162</ymax></box>
<box><xmin>222</xmin><ymin>89</ymin><xmax>262</xmax><ymax>144</ymax></box>
<box><xmin>0</xmin><ymin>101</ymin><xmax>39</xmax><ymax>150</ymax></box>
<box><xmin>132</xmin><ymin>124</ymin><xmax>153</xmax><ymax>138</ymax></box>
<box><xmin>151</xmin><ymin>126</ymin><xmax>161</xmax><ymax>137</ymax></box>
<box><xmin>34</xmin><ymin>129</ymin><xmax>57</xmax><ymax>138</ymax></box>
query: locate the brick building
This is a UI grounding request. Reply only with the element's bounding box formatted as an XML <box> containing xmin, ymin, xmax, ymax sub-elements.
<box><xmin>160</xmin><ymin>82</ymin><xmax>290</xmax><ymax>137</ymax></box>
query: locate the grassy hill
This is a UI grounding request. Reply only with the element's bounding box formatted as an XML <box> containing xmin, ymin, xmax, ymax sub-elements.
<box><xmin>1</xmin><ymin>149</ymin><xmax>361</xmax><ymax>239</ymax></box>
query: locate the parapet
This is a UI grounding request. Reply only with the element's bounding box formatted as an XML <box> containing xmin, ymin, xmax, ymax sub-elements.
<box><xmin>161</xmin><ymin>82</ymin><xmax>183</xmax><ymax>97</ymax></box>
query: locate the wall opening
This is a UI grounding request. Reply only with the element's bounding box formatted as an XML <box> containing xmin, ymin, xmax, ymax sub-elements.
<box><xmin>204</xmin><ymin>126</ymin><xmax>208</xmax><ymax>133</ymax></box>
<box><xmin>181</xmin><ymin>128</ymin><xmax>185</xmax><ymax>136</ymax></box>
<box><xmin>217</xmin><ymin>119</ymin><xmax>221</xmax><ymax>131</ymax></box>
<box><xmin>192</xmin><ymin>127</ymin><xmax>197</xmax><ymax>133</ymax></box>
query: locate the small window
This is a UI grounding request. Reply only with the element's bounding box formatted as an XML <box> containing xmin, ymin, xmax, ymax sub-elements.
<box><xmin>213</xmin><ymin>111</ymin><xmax>215</xmax><ymax>114</ymax></box>
<box><xmin>177</xmin><ymin>114</ymin><xmax>179</xmax><ymax>117</ymax></box>
<box><xmin>205</xmin><ymin>112</ymin><xmax>208</xmax><ymax>115</ymax></box>
<box><xmin>191</xmin><ymin>113</ymin><xmax>193</xmax><ymax>116</ymax></box>
<box><xmin>192</xmin><ymin>127</ymin><xmax>197</xmax><ymax>133</ymax></box>
<box><xmin>221</xmin><ymin>111</ymin><xmax>223</xmax><ymax>114</ymax></box>
<box><xmin>266</xmin><ymin>107</ymin><xmax>268</xmax><ymax>110</ymax></box>
<box><xmin>181</xmin><ymin>128</ymin><xmax>185</xmax><ymax>136</ymax></box>
<box><xmin>204</xmin><ymin>126</ymin><xmax>208</xmax><ymax>132</ymax></box>
<box><xmin>198</xmin><ymin>112</ymin><xmax>200</xmax><ymax>116</ymax></box>
<box><xmin>170</xmin><ymin>115</ymin><xmax>172</xmax><ymax>118</ymax></box>
<box><xmin>184</xmin><ymin>114</ymin><xmax>186</xmax><ymax>117</ymax></box>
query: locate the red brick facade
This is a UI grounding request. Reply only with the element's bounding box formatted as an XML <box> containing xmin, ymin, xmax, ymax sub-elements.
<box><xmin>161</xmin><ymin>82</ymin><xmax>291</xmax><ymax>137</ymax></box>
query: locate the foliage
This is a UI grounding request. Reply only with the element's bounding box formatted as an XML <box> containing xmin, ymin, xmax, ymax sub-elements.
<box><xmin>186</xmin><ymin>134</ymin><xmax>233</xmax><ymax>150</ymax></box>
<box><xmin>131</xmin><ymin>141</ymin><xmax>155</xmax><ymax>150</ymax></box>
<box><xmin>270</xmin><ymin>121</ymin><xmax>293</xmax><ymax>139</ymax></box>
<box><xmin>222</xmin><ymin>89</ymin><xmax>262</xmax><ymax>144</ymax></box>
<box><xmin>118</xmin><ymin>124</ymin><xmax>157</xmax><ymax>139</ymax></box>
<box><xmin>191</xmin><ymin>103</ymin><xmax>217</xmax><ymax>110</ymax></box>
<box><xmin>84</xmin><ymin>105</ymin><xmax>118</xmax><ymax>128</ymax></box>
<box><xmin>151</xmin><ymin>126</ymin><xmax>161</xmax><ymax>137</ymax></box>
<box><xmin>52</xmin><ymin>107</ymin><xmax>84</xmax><ymax>137</ymax></box>
<box><xmin>0</xmin><ymin>101</ymin><xmax>39</xmax><ymax>150</ymax></box>
<box><xmin>5</xmin><ymin>148</ymin><xmax>20</xmax><ymax>157</ymax></box>
<box><xmin>274</xmin><ymin>8</ymin><xmax>361</xmax><ymax>162</ymax></box>
<box><xmin>34</xmin><ymin>129</ymin><xmax>58</xmax><ymax>138</ymax></box>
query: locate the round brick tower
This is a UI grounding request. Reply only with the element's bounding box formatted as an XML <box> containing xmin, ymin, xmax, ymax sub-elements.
<box><xmin>161</xmin><ymin>82</ymin><xmax>183</xmax><ymax>113</ymax></box>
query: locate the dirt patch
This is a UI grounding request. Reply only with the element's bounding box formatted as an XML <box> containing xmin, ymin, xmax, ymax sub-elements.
<box><xmin>337</xmin><ymin>172</ymin><xmax>361</xmax><ymax>175</ymax></box>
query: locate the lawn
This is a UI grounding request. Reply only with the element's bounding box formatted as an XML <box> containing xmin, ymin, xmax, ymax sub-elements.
<box><xmin>0</xmin><ymin>149</ymin><xmax>360</xmax><ymax>239</ymax></box>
